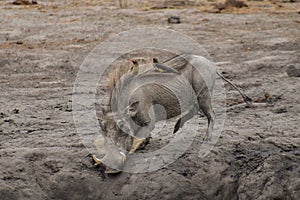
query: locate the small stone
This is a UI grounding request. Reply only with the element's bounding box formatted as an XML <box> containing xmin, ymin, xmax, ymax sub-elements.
<box><xmin>286</xmin><ymin>65</ymin><xmax>300</xmax><ymax>77</ymax></box>
<box><xmin>273</xmin><ymin>107</ymin><xmax>288</xmax><ymax>114</ymax></box>
<box><xmin>225</xmin><ymin>0</ymin><xmax>248</xmax><ymax>8</ymax></box>
<box><xmin>12</xmin><ymin>0</ymin><xmax>37</xmax><ymax>5</ymax></box>
<box><xmin>168</xmin><ymin>16</ymin><xmax>180</xmax><ymax>24</ymax></box>
<box><xmin>12</xmin><ymin>108</ymin><xmax>19</xmax><ymax>114</ymax></box>
<box><xmin>0</xmin><ymin>60</ymin><xmax>10</xmax><ymax>68</ymax></box>
<box><xmin>0</xmin><ymin>112</ymin><xmax>8</xmax><ymax>118</ymax></box>
<box><xmin>279</xmin><ymin>0</ymin><xmax>300</xmax><ymax>2</ymax></box>
<box><xmin>215</xmin><ymin>3</ymin><xmax>226</xmax><ymax>11</ymax></box>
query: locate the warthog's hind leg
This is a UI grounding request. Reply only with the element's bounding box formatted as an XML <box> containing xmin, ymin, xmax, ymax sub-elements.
<box><xmin>173</xmin><ymin>107</ymin><xmax>198</xmax><ymax>134</ymax></box>
<box><xmin>198</xmin><ymin>94</ymin><xmax>215</xmax><ymax>142</ymax></box>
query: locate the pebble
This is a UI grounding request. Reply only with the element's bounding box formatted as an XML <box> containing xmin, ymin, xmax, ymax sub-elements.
<box><xmin>168</xmin><ymin>16</ymin><xmax>180</xmax><ymax>24</ymax></box>
<box><xmin>273</xmin><ymin>107</ymin><xmax>288</xmax><ymax>114</ymax></box>
<box><xmin>286</xmin><ymin>65</ymin><xmax>300</xmax><ymax>77</ymax></box>
<box><xmin>12</xmin><ymin>0</ymin><xmax>37</xmax><ymax>5</ymax></box>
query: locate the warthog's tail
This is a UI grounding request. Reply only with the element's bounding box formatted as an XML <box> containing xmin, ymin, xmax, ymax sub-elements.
<box><xmin>216</xmin><ymin>71</ymin><xmax>252</xmax><ymax>105</ymax></box>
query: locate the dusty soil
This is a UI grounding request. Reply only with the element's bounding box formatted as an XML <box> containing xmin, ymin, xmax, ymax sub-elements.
<box><xmin>0</xmin><ymin>0</ymin><xmax>300</xmax><ymax>199</ymax></box>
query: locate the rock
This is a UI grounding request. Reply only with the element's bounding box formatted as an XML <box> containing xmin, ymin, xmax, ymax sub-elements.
<box><xmin>272</xmin><ymin>106</ymin><xmax>288</xmax><ymax>114</ymax></box>
<box><xmin>225</xmin><ymin>0</ymin><xmax>248</xmax><ymax>8</ymax></box>
<box><xmin>168</xmin><ymin>16</ymin><xmax>181</xmax><ymax>24</ymax></box>
<box><xmin>215</xmin><ymin>0</ymin><xmax>247</xmax><ymax>11</ymax></box>
<box><xmin>12</xmin><ymin>0</ymin><xmax>37</xmax><ymax>5</ymax></box>
<box><xmin>277</xmin><ymin>0</ymin><xmax>300</xmax><ymax>2</ymax></box>
<box><xmin>214</xmin><ymin>3</ymin><xmax>226</xmax><ymax>11</ymax></box>
<box><xmin>286</xmin><ymin>65</ymin><xmax>300</xmax><ymax>77</ymax></box>
<box><xmin>0</xmin><ymin>59</ymin><xmax>10</xmax><ymax>68</ymax></box>
<box><xmin>12</xmin><ymin>108</ymin><xmax>19</xmax><ymax>114</ymax></box>
<box><xmin>0</xmin><ymin>112</ymin><xmax>8</xmax><ymax>119</ymax></box>
<box><xmin>164</xmin><ymin>0</ymin><xmax>194</xmax><ymax>7</ymax></box>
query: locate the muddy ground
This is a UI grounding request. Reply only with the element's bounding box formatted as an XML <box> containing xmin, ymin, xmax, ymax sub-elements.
<box><xmin>0</xmin><ymin>0</ymin><xmax>300</xmax><ymax>199</ymax></box>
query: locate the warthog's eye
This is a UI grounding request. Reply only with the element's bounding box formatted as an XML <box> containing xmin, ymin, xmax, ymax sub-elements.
<box><xmin>116</xmin><ymin>119</ymin><xmax>131</xmax><ymax>134</ymax></box>
<box><xmin>117</xmin><ymin>120</ymin><xmax>125</xmax><ymax>129</ymax></box>
<box><xmin>127</xmin><ymin>101</ymin><xmax>139</xmax><ymax>117</ymax></box>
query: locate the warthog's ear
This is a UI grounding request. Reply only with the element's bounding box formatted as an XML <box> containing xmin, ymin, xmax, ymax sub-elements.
<box><xmin>99</xmin><ymin>119</ymin><xmax>106</xmax><ymax>132</ymax></box>
<box><xmin>128</xmin><ymin>101</ymin><xmax>139</xmax><ymax>117</ymax></box>
<box><xmin>99</xmin><ymin>111</ymin><xmax>114</xmax><ymax>132</ymax></box>
<box><xmin>101</xmin><ymin>106</ymin><xmax>110</xmax><ymax>115</ymax></box>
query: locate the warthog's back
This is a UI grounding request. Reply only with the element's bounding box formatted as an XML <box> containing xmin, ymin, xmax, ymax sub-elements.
<box><xmin>112</xmin><ymin>71</ymin><xmax>198</xmax><ymax>122</ymax></box>
<box><xmin>135</xmin><ymin>73</ymin><xmax>198</xmax><ymax>120</ymax></box>
<box><xmin>164</xmin><ymin>54</ymin><xmax>217</xmax><ymax>95</ymax></box>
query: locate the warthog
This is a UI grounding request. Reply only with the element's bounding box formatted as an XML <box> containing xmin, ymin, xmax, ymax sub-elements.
<box><xmin>93</xmin><ymin>54</ymin><xmax>221</xmax><ymax>173</ymax></box>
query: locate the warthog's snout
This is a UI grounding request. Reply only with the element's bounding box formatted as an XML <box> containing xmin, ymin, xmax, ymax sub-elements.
<box><xmin>92</xmin><ymin>137</ymin><xmax>127</xmax><ymax>174</ymax></box>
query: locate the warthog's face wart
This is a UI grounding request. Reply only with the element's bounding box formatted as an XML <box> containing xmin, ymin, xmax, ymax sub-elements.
<box><xmin>115</xmin><ymin>101</ymin><xmax>140</xmax><ymax>137</ymax></box>
<box><xmin>100</xmin><ymin>112</ymin><xmax>134</xmax><ymax>153</ymax></box>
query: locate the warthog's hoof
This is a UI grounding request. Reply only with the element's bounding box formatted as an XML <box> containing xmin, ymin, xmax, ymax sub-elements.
<box><xmin>104</xmin><ymin>168</ymin><xmax>121</xmax><ymax>174</ymax></box>
<box><xmin>92</xmin><ymin>152</ymin><xmax>126</xmax><ymax>173</ymax></box>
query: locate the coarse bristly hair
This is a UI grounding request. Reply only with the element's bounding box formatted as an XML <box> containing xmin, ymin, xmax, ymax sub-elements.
<box><xmin>107</xmin><ymin>57</ymin><xmax>150</xmax><ymax>105</ymax></box>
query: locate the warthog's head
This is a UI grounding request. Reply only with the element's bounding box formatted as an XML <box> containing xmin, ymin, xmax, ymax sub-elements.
<box><xmin>99</xmin><ymin>110</ymin><xmax>134</xmax><ymax>151</ymax></box>
<box><xmin>93</xmin><ymin>107</ymin><xmax>135</xmax><ymax>173</ymax></box>
<box><xmin>95</xmin><ymin>97</ymin><xmax>149</xmax><ymax>173</ymax></box>
<box><xmin>93</xmin><ymin>58</ymin><xmax>151</xmax><ymax>173</ymax></box>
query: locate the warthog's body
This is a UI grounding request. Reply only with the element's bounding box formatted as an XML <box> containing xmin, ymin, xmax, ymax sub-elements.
<box><xmin>96</xmin><ymin>54</ymin><xmax>217</xmax><ymax>173</ymax></box>
<box><xmin>158</xmin><ymin>54</ymin><xmax>217</xmax><ymax>137</ymax></box>
<box><xmin>111</xmin><ymin>69</ymin><xmax>199</xmax><ymax>140</ymax></box>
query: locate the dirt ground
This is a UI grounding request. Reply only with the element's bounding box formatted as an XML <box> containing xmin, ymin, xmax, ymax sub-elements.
<box><xmin>0</xmin><ymin>0</ymin><xmax>300</xmax><ymax>199</ymax></box>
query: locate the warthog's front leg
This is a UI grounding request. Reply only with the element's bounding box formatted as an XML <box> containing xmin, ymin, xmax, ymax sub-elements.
<box><xmin>129</xmin><ymin>118</ymin><xmax>154</xmax><ymax>153</ymax></box>
<box><xmin>173</xmin><ymin>105</ymin><xmax>198</xmax><ymax>134</ymax></box>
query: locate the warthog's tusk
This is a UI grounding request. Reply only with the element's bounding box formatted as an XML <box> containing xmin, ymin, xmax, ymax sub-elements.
<box><xmin>92</xmin><ymin>155</ymin><xmax>102</xmax><ymax>166</ymax></box>
<box><xmin>93</xmin><ymin>152</ymin><xmax>126</xmax><ymax>168</ymax></box>
<box><xmin>120</xmin><ymin>152</ymin><xmax>126</xmax><ymax>162</ymax></box>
